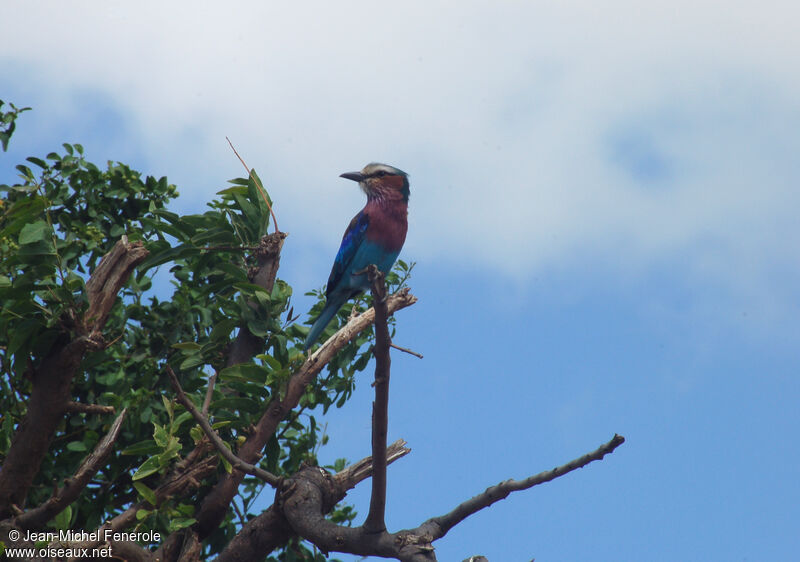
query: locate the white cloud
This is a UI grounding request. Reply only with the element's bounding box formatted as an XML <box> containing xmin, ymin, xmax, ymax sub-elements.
<box><xmin>4</xmin><ymin>0</ymin><xmax>800</xmax><ymax>311</ymax></box>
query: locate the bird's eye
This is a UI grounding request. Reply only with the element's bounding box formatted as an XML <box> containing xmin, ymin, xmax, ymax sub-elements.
<box><xmin>375</xmin><ymin>170</ymin><xmax>387</xmax><ymax>177</ymax></box>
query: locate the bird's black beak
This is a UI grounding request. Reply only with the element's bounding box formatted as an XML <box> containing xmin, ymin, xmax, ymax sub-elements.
<box><xmin>339</xmin><ymin>171</ymin><xmax>364</xmax><ymax>182</ymax></box>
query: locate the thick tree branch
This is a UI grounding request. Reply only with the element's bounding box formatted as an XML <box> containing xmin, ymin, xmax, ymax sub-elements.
<box><xmin>166</xmin><ymin>365</ymin><xmax>281</xmax><ymax>486</ymax></box>
<box><xmin>106</xmin><ymin>539</ymin><xmax>157</xmax><ymax>562</ymax></box>
<box><xmin>0</xmin><ymin>237</ymin><xmax>148</xmax><ymax>519</ymax></box>
<box><xmin>215</xmin><ymin>504</ymin><xmax>291</xmax><ymax>562</ymax></box>
<box><xmin>364</xmin><ymin>266</ymin><xmax>390</xmax><ymax>533</ymax></box>
<box><xmin>85</xmin><ymin>235</ymin><xmax>150</xmax><ymax>332</ymax></box>
<box><xmin>217</xmin><ymin>440</ymin><xmax>411</xmax><ymax>562</ymax></box>
<box><xmin>16</xmin><ymin>408</ymin><xmax>128</xmax><ymax>529</ymax></box>
<box><xmin>416</xmin><ymin>434</ymin><xmax>626</xmax><ymax>541</ymax></box>
<box><xmin>282</xmin><ymin>467</ymin><xmax>435</xmax><ymax>562</ymax></box>
<box><xmin>194</xmin><ymin>288</ymin><xmax>417</xmax><ymax>537</ymax></box>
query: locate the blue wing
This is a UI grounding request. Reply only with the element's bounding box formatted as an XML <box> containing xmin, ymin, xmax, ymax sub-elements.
<box><xmin>304</xmin><ymin>212</ymin><xmax>369</xmax><ymax>350</ymax></box>
<box><xmin>326</xmin><ymin>210</ymin><xmax>369</xmax><ymax>298</ymax></box>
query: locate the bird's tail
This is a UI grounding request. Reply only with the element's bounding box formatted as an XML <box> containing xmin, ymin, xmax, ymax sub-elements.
<box><xmin>304</xmin><ymin>295</ymin><xmax>347</xmax><ymax>350</ymax></box>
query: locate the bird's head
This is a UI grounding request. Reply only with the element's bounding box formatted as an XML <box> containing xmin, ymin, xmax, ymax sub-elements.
<box><xmin>340</xmin><ymin>163</ymin><xmax>409</xmax><ymax>203</ymax></box>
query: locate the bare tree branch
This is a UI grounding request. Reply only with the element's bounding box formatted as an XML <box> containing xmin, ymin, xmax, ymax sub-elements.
<box><xmin>364</xmin><ymin>266</ymin><xmax>391</xmax><ymax>533</ymax></box>
<box><xmin>85</xmin><ymin>235</ymin><xmax>150</xmax><ymax>332</ymax></box>
<box><xmin>215</xmin><ymin>504</ymin><xmax>291</xmax><ymax>562</ymax></box>
<box><xmin>166</xmin><ymin>366</ymin><xmax>281</xmax><ymax>487</ymax></box>
<box><xmin>333</xmin><ymin>439</ymin><xmax>411</xmax><ymax>491</ymax></box>
<box><xmin>390</xmin><ymin>342</ymin><xmax>423</xmax><ymax>359</ymax></box>
<box><xmin>201</xmin><ymin>372</ymin><xmax>217</xmax><ymax>417</ymax></box>
<box><xmin>16</xmin><ymin>408</ymin><xmax>128</xmax><ymax>529</ymax></box>
<box><xmin>416</xmin><ymin>434</ymin><xmax>627</xmax><ymax>541</ymax></box>
<box><xmin>218</xmin><ymin>440</ymin><xmax>411</xmax><ymax>562</ymax></box>
<box><xmin>283</xmin><ymin>435</ymin><xmax>625</xmax><ymax>561</ymax></box>
<box><xmin>281</xmin><ymin>467</ymin><xmax>435</xmax><ymax>562</ymax></box>
<box><xmin>65</xmin><ymin>401</ymin><xmax>116</xmax><ymax>415</ymax></box>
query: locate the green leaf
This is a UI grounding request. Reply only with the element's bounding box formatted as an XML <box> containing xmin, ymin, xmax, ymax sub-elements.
<box><xmin>133</xmin><ymin>482</ymin><xmax>157</xmax><ymax>506</ymax></box>
<box><xmin>26</xmin><ymin>156</ymin><xmax>48</xmax><ymax>169</ymax></box>
<box><xmin>257</xmin><ymin>353</ymin><xmax>284</xmax><ymax>372</ymax></box>
<box><xmin>132</xmin><ymin>456</ymin><xmax>162</xmax><ymax>480</ymax></box>
<box><xmin>153</xmin><ymin>424</ymin><xmax>169</xmax><ymax>447</ymax></box>
<box><xmin>173</xmin><ymin>410</ymin><xmax>194</xmax><ymax>430</ymax></box>
<box><xmin>18</xmin><ymin>221</ymin><xmax>51</xmax><ymax>245</ymax></box>
<box><xmin>51</xmin><ymin>505</ymin><xmax>72</xmax><ymax>530</ymax></box>
<box><xmin>158</xmin><ymin>436</ymin><xmax>181</xmax><ymax>466</ymax></box>
<box><xmin>121</xmin><ymin>440</ymin><xmax>159</xmax><ymax>456</ymax></box>
<box><xmin>66</xmin><ymin>441</ymin><xmax>88</xmax><ymax>452</ymax></box>
<box><xmin>265</xmin><ymin>434</ymin><xmax>280</xmax><ymax>474</ymax></box>
<box><xmin>167</xmin><ymin>517</ymin><xmax>197</xmax><ymax>532</ymax></box>
<box><xmin>218</xmin><ymin>363</ymin><xmax>267</xmax><ymax>384</ymax></box>
<box><xmin>161</xmin><ymin>395</ymin><xmax>174</xmax><ymax>420</ymax></box>
<box><xmin>179</xmin><ymin>353</ymin><xmax>206</xmax><ymax>370</ymax></box>
<box><xmin>212</xmin><ymin>396</ymin><xmax>259</xmax><ymax>412</ymax></box>
<box><xmin>171</xmin><ymin>342</ymin><xmax>202</xmax><ymax>351</ymax></box>
<box><xmin>220</xmin><ymin>453</ymin><xmax>232</xmax><ymax>473</ymax></box>
<box><xmin>190</xmin><ymin>426</ymin><xmax>203</xmax><ymax>444</ymax></box>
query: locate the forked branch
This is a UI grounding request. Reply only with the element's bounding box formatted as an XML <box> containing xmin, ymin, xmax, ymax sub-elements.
<box><xmin>283</xmin><ymin>434</ymin><xmax>625</xmax><ymax>561</ymax></box>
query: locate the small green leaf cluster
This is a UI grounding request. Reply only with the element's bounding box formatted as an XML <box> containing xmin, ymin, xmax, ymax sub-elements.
<box><xmin>0</xmin><ymin>99</ymin><xmax>31</xmax><ymax>152</ymax></box>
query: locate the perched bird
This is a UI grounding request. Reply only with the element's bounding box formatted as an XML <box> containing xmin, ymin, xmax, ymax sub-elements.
<box><xmin>304</xmin><ymin>163</ymin><xmax>409</xmax><ymax>350</ymax></box>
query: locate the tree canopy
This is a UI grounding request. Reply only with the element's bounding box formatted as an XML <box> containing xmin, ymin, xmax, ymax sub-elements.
<box><xmin>0</xmin><ymin>101</ymin><xmax>623</xmax><ymax>561</ymax></box>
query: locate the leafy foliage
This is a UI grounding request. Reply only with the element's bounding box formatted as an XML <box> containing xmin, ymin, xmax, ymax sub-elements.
<box><xmin>0</xmin><ymin>100</ymin><xmax>30</xmax><ymax>152</ymax></box>
<box><xmin>0</xmin><ymin>114</ymin><xmax>412</xmax><ymax>558</ymax></box>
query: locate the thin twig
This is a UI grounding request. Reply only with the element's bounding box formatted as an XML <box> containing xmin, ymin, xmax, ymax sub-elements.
<box><xmin>166</xmin><ymin>365</ymin><xmax>281</xmax><ymax>487</ymax></box>
<box><xmin>201</xmin><ymin>244</ymin><xmax>261</xmax><ymax>252</ymax></box>
<box><xmin>363</xmin><ymin>265</ymin><xmax>390</xmax><ymax>533</ymax></box>
<box><xmin>65</xmin><ymin>401</ymin><xmax>116</xmax><ymax>415</ymax></box>
<box><xmin>226</xmin><ymin>136</ymin><xmax>279</xmax><ymax>233</ymax></box>
<box><xmin>390</xmin><ymin>342</ymin><xmax>423</xmax><ymax>359</ymax></box>
<box><xmin>202</xmin><ymin>372</ymin><xmax>217</xmax><ymax>417</ymax></box>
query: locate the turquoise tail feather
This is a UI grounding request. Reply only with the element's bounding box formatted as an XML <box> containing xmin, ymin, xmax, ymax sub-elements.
<box><xmin>304</xmin><ymin>294</ymin><xmax>348</xmax><ymax>350</ymax></box>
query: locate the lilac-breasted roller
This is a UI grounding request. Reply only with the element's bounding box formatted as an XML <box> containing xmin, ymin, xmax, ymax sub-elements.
<box><xmin>304</xmin><ymin>163</ymin><xmax>409</xmax><ymax>350</ymax></box>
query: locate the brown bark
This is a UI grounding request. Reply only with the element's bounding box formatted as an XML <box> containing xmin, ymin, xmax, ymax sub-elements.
<box><xmin>0</xmin><ymin>237</ymin><xmax>148</xmax><ymax>519</ymax></box>
<box><xmin>216</xmin><ymin>440</ymin><xmax>411</xmax><ymax>562</ymax></box>
<box><xmin>282</xmin><ymin>435</ymin><xmax>625</xmax><ymax>561</ymax></box>
<box><xmin>16</xmin><ymin>409</ymin><xmax>128</xmax><ymax>529</ymax></box>
<box><xmin>364</xmin><ymin>266</ymin><xmax>390</xmax><ymax>533</ymax></box>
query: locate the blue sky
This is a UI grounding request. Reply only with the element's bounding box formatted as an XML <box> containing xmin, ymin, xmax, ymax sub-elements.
<box><xmin>3</xmin><ymin>1</ymin><xmax>800</xmax><ymax>560</ymax></box>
